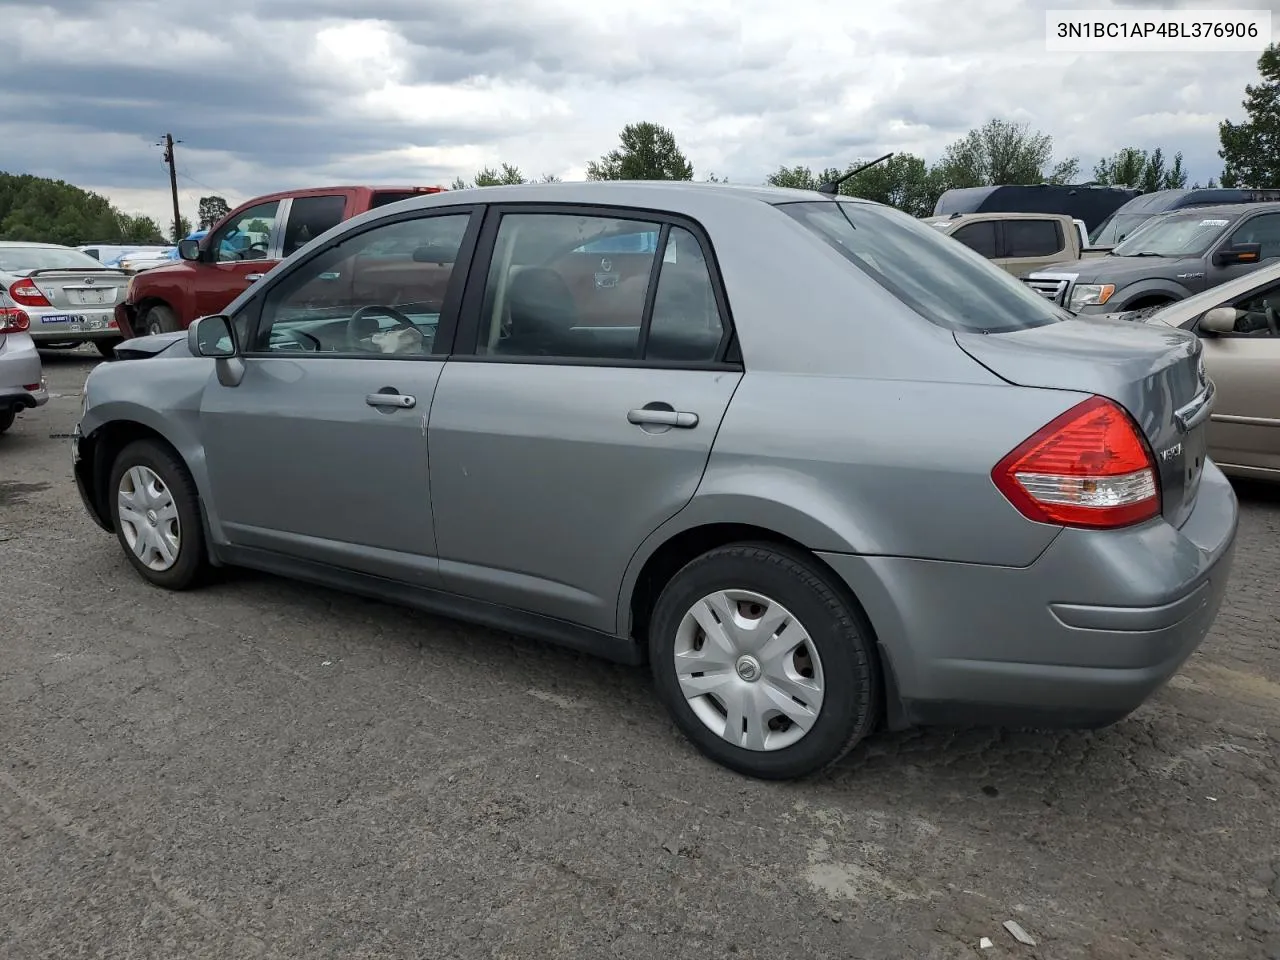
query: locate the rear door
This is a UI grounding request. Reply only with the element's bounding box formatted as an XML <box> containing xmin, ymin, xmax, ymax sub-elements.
<box><xmin>998</xmin><ymin>218</ymin><xmax>1069</xmax><ymax>277</ymax></box>
<box><xmin>427</xmin><ymin>206</ymin><xmax>742</xmax><ymax>633</ymax></box>
<box><xmin>280</xmin><ymin>194</ymin><xmax>349</xmax><ymax>259</ymax></box>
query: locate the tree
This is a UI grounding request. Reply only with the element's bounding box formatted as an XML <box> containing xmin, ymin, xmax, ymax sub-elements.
<box><xmin>1093</xmin><ymin>147</ymin><xmax>1189</xmax><ymax>190</ymax></box>
<box><xmin>1219</xmin><ymin>43</ymin><xmax>1280</xmax><ymax>188</ymax></box>
<box><xmin>451</xmin><ymin>163</ymin><xmax>530</xmax><ymax>188</ymax></box>
<box><xmin>197</xmin><ymin>195</ymin><xmax>231</xmax><ymax>229</ymax></box>
<box><xmin>117</xmin><ymin>213</ymin><xmax>165</xmax><ymax>244</ymax></box>
<box><xmin>765</xmin><ymin>154</ymin><xmax>939</xmax><ymax>217</ymax></box>
<box><xmin>170</xmin><ymin>216</ymin><xmax>192</xmax><ymax>243</ymax></box>
<box><xmin>538</xmin><ymin>173</ymin><xmax>562</xmax><ymax>183</ymax></box>
<box><xmin>586</xmin><ymin>122</ymin><xmax>694</xmax><ymax>181</ymax></box>
<box><xmin>932</xmin><ymin>118</ymin><xmax>1079</xmax><ymax>191</ymax></box>
<box><xmin>0</xmin><ymin>171</ymin><xmax>161</xmax><ymax>245</ymax></box>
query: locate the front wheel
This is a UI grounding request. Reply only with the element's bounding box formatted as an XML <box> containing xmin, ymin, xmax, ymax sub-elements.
<box><xmin>95</xmin><ymin>338</ymin><xmax>123</xmax><ymax>358</ymax></box>
<box><xmin>649</xmin><ymin>542</ymin><xmax>879</xmax><ymax>780</ymax></box>
<box><xmin>108</xmin><ymin>439</ymin><xmax>208</xmax><ymax>589</ymax></box>
<box><xmin>141</xmin><ymin>304</ymin><xmax>179</xmax><ymax>336</ymax></box>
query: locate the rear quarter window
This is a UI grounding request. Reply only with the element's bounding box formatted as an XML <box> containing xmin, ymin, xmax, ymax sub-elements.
<box><xmin>778</xmin><ymin>200</ymin><xmax>1068</xmax><ymax>334</ymax></box>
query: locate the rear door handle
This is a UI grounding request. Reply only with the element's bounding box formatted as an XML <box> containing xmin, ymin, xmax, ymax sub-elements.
<box><xmin>245</xmin><ymin>273</ymin><xmax>264</xmax><ymax>282</ymax></box>
<box><xmin>628</xmin><ymin>407</ymin><xmax>698</xmax><ymax>428</ymax></box>
<box><xmin>366</xmin><ymin>393</ymin><xmax>416</xmax><ymax>409</ymax></box>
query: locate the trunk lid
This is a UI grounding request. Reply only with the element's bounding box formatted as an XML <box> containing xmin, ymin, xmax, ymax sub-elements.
<box><xmin>21</xmin><ymin>269</ymin><xmax>128</xmax><ymax>309</ymax></box>
<box><xmin>955</xmin><ymin>315</ymin><xmax>1211</xmax><ymax>529</ymax></box>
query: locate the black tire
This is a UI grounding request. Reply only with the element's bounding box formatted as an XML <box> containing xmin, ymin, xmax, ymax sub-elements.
<box><xmin>95</xmin><ymin>338</ymin><xmax>123</xmax><ymax>358</ymax></box>
<box><xmin>107</xmin><ymin>439</ymin><xmax>208</xmax><ymax>590</ymax></box>
<box><xmin>0</xmin><ymin>409</ymin><xmax>14</xmax><ymax>434</ymax></box>
<box><xmin>649</xmin><ymin>542</ymin><xmax>879</xmax><ymax>780</ymax></box>
<box><xmin>141</xmin><ymin>304</ymin><xmax>179</xmax><ymax>336</ymax></box>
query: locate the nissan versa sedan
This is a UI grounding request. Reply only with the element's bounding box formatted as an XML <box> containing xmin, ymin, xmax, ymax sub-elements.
<box><xmin>71</xmin><ymin>182</ymin><xmax>1238</xmax><ymax>780</ymax></box>
<box><xmin>1102</xmin><ymin>258</ymin><xmax>1280</xmax><ymax>480</ymax></box>
<box><xmin>0</xmin><ymin>241</ymin><xmax>131</xmax><ymax>355</ymax></box>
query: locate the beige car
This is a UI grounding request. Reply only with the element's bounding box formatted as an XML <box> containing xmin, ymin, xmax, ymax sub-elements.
<box><xmin>1114</xmin><ymin>260</ymin><xmax>1280</xmax><ymax>480</ymax></box>
<box><xmin>922</xmin><ymin>212</ymin><xmax>1085</xmax><ymax>276</ymax></box>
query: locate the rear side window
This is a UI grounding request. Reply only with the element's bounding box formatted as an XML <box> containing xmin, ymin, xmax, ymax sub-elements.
<box><xmin>282</xmin><ymin>195</ymin><xmax>347</xmax><ymax>257</ymax></box>
<box><xmin>1004</xmin><ymin>219</ymin><xmax>1063</xmax><ymax>258</ymax></box>
<box><xmin>950</xmin><ymin>222</ymin><xmax>997</xmax><ymax>258</ymax></box>
<box><xmin>370</xmin><ymin>192</ymin><xmax>418</xmax><ymax>209</ymax></box>
<box><xmin>779</xmin><ymin>200</ymin><xmax>1067</xmax><ymax>334</ymax></box>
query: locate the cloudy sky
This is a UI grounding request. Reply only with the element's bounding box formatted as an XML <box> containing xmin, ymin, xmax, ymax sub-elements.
<box><xmin>0</xmin><ymin>0</ymin><xmax>1269</xmax><ymax>227</ymax></box>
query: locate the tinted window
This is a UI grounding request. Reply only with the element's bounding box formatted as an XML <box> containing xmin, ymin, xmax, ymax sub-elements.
<box><xmin>645</xmin><ymin>226</ymin><xmax>725</xmax><ymax>362</ymax></box>
<box><xmin>476</xmin><ymin>213</ymin><xmax>661</xmax><ymax>360</ymax></box>
<box><xmin>252</xmin><ymin>212</ymin><xmax>472</xmax><ymax>355</ymax></box>
<box><xmin>370</xmin><ymin>191</ymin><xmax>421</xmax><ymax>209</ymax></box>
<box><xmin>950</xmin><ymin>222</ymin><xmax>997</xmax><ymax>258</ymax></box>
<box><xmin>282</xmin><ymin>195</ymin><xmax>347</xmax><ymax>257</ymax></box>
<box><xmin>212</xmin><ymin>201</ymin><xmax>279</xmax><ymax>263</ymax></box>
<box><xmin>1229</xmin><ymin>213</ymin><xmax>1280</xmax><ymax>260</ymax></box>
<box><xmin>779</xmin><ymin>200</ymin><xmax>1066</xmax><ymax>334</ymax></box>
<box><xmin>1112</xmin><ymin>212</ymin><xmax>1236</xmax><ymax>258</ymax></box>
<box><xmin>1003</xmin><ymin>219</ymin><xmax>1063</xmax><ymax>258</ymax></box>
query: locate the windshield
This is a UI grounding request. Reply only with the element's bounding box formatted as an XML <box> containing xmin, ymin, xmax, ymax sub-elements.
<box><xmin>779</xmin><ymin>200</ymin><xmax>1068</xmax><ymax>334</ymax></box>
<box><xmin>1111</xmin><ymin>212</ymin><xmax>1236</xmax><ymax>258</ymax></box>
<box><xmin>0</xmin><ymin>245</ymin><xmax>110</xmax><ymax>274</ymax></box>
<box><xmin>1090</xmin><ymin>213</ymin><xmax>1154</xmax><ymax>246</ymax></box>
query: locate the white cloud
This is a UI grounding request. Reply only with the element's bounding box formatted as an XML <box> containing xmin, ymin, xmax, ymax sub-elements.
<box><xmin>0</xmin><ymin>0</ymin><xmax>1267</xmax><ymax>227</ymax></box>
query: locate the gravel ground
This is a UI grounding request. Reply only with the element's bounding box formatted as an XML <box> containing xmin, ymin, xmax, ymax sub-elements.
<box><xmin>2</xmin><ymin>346</ymin><xmax>1279</xmax><ymax>960</ymax></box>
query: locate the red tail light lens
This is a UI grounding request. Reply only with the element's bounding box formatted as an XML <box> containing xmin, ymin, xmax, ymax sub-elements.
<box><xmin>0</xmin><ymin>307</ymin><xmax>30</xmax><ymax>333</ymax></box>
<box><xmin>992</xmin><ymin>395</ymin><xmax>1160</xmax><ymax>529</ymax></box>
<box><xmin>9</xmin><ymin>279</ymin><xmax>50</xmax><ymax>307</ymax></box>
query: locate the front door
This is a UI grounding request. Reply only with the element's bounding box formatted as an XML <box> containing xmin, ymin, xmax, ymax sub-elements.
<box><xmin>190</xmin><ymin>199</ymin><xmax>286</xmax><ymax>321</ymax></box>
<box><xmin>1205</xmin><ymin>212</ymin><xmax>1280</xmax><ymax>291</ymax></box>
<box><xmin>199</xmin><ymin>208</ymin><xmax>479</xmax><ymax>585</ymax></box>
<box><xmin>429</xmin><ymin>208</ymin><xmax>741</xmax><ymax>633</ymax></box>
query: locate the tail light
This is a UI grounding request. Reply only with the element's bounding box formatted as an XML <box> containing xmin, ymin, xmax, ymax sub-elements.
<box><xmin>992</xmin><ymin>395</ymin><xmax>1160</xmax><ymax>529</ymax></box>
<box><xmin>0</xmin><ymin>307</ymin><xmax>30</xmax><ymax>333</ymax></box>
<box><xmin>9</xmin><ymin>279</ymin><xmax>51</xmax><ymax>307</ymax></box>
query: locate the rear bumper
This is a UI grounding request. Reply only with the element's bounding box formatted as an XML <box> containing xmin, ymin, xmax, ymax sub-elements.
<box><xmin>0</xmin><ymin>382</ymin><xmax>48</xmax><ymax>411</ymax></box>
<box><xmin>0</xmin><ymin>333</ymin><xmax>48</xmax><ymax>410</ymax></box>
<box><xmin>822</xmin><ymin>459</ymin><xmax>1239</xmax><ymax>730</ymax></box>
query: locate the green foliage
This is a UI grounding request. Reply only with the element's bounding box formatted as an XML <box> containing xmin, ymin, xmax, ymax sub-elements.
<box><xmin>766</xmin><ymin>155</ymin><xmax>941</xmax><ymax>217</ymax></box>
<box><xmin>170</xmin><ymin>215</ymin><xmax>193</xmax><ymax>243</ymax></box>
<box><xmin>586</xmin><ymin>122</ymin><xmax>693</xmax><ymax>181</ymax></box>
<box><xmin>932</xmin><ymin>118</ymin><xmax>1079</xmax><ymax>190</ymax></box>
<box><xmin>197</xmin><ymin>195</ymin><xmax>231</xmax><ymax>229</ymax></box>
<box><xmin>1094</xmin><ymin>147</ymin><xmax>1188</xmax><ymax>191</ymax></box>
<box><xmin>1220</xmin><ymin>43</ymin><xmax>1280</xmax><ymax>188</ymax></box>
<box><xmin>0</xmin><ymin>171</ymin><xmax>167</xmax><ymax>245</ymax></box>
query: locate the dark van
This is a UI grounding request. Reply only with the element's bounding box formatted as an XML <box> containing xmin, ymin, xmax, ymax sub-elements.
<box><xmin>931</xmin><ymin>184</ymin><xmax>1140</xmax><ymax>233</ymax></box>
<box><xmin>1091</xmin><ymin>187</ymin><xmax>1280</xmax><ymax>247</ymax></box>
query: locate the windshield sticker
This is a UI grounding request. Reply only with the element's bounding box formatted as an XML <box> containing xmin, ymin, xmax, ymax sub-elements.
<box><xmin>1199</xmin><ymin>219</ymin><xmax>1230</xmax><ymax>226</ymax></box>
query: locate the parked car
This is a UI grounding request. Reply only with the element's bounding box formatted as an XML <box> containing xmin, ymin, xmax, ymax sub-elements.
<box><xmin>77</xmin><ymin>244</ymin><xmax>171</xmax><ymax>264</ymax></box>
<box><xmin>0</xmin><ymin>241</ymin><xmax>131</xmax><ymax>356</ymax></box>
<box><xmin>0</xmin><ymin>292</ymin><xmax>48</xmax><ymax>433</ymax></box>
<box><xmin>74</xmin><ymin>182</ymin><xmax>1236</xmax><ymax>780</ymax></box>
<box><xmin>1101</xmin><ymin>259</ymin><xmax>1280</xmax><ymax>480</ymax></box>
<box><xmin>117</xmin><ymin>248</ymin><xmax>177</xmax><ymax>272</ymax></box>
<box><xmin>921</xmin><ymin>212</ymin><xmax>1093</xmax><ymax>276</ymax></box>
<box><xmin>1089</xmin><ymin>187</ymin><xmax>1280</xmax><ymax>250</ymax></box>
<box><xmin>115</xmin><ymin>186</ymin><xmax>446</xmax><ymax>338</ymax></box>
<box><xmin>1022</xmin><ymin>201</ymin><xmax>1280</xmax><ymax>313</ymax></box>
<box><xmin>932</xmin><ymin>183</ymin><xmax>1141</xmax><ymax>234</ymax></box>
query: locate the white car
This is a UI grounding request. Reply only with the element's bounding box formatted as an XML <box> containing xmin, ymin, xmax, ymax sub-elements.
<box><xmin>0</xmin><ymin>241</ymin><xmax>131</xmax><ymax>356</ymax></box>
<box><xmin>118</xmin><ymin>248</ymin><xmax>177</xmax><ymax>273</ymax></box>
<box><xmin>0</xmin><ymin>294</ymin><xmax>48</xmax><ymax>434</ymax></box>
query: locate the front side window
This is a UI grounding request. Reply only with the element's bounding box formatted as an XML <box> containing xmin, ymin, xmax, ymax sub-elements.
<box><xmin>251</xmin><ymin>212</ymin><xmax>473</xmax><ymax>356</ymax></box>
<box><xmin>780</xmin><ymin>200</ymin><xmax>1067</xmax><ymax>334</ymax></box>
<box><xmin>1228</xmin><ymin>213</ymin><xmax>1280</xmax><ymax>260</ymax></box>
<box><xmin>212</xmin><ymin>201</ymin><xmax>280</xmax><ymax>263</ymax></box>
<box><xmin>1111</xmin><ymin>212</ymin><xmax>1236</xmax><ymax>258</ymax></box>
<box><xmin>1003</xmin><ymin>219</ymin><xmax>1063</xmax><ymax>258</ymax></box>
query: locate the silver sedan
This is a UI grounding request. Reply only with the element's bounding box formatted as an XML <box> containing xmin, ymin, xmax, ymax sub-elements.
<box><xmin>72</xmin><ymin>181</ymin><xmax>1237</xmax><ymax>779</ymax></box>
<box><xmin>0</xmin><ymin>241</ymin><xmax>131</xmax><ymax>356</ymax></box>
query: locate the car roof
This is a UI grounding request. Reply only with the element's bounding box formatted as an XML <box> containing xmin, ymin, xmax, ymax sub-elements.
<box><xmin>0</xmin><ymin>240</ymin><xmax>75</xmax><ymax>249</ymax></box>
<box><xmin>1153</xmin><ymin>201</ymin><xmax>1280</xmax><ymax>219</ymax></box>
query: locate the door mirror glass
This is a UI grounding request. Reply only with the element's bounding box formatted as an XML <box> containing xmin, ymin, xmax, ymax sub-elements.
<box><xmin>177</xmin><ymin>238</ymin><xmax>201</xmax><ymax>261</ymax></box>
<box><xmin>1200</xmin><ymin>306</ymin><xmax>1241</xmax><ymax>334</ymax></box>
<box><xmin>189</xmin><ymin>313</ymin><xmax>237</xmax><ymax>357</ymax></box>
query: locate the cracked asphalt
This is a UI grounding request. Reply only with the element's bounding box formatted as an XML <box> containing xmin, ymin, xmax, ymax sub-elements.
<box><xmin>2</xmin><ymin>347</ymin><xmax>1280</xmax><ymax>960</ymax></box>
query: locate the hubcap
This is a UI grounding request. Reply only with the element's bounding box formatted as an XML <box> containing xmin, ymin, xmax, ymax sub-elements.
<box><xmin>672</xmin><ymin>589</ymin><xmax>825</xmax><ymax>752</ymax></box>
<box><xmin>117</xmin><ymin>465</ymin><xmax>181</xmax><ymax>572</ymax></box>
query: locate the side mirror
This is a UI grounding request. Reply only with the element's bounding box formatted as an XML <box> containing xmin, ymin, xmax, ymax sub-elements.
<box><xmin>188</xmin><ymin>314</ymin><xmax>237</xmax><ymax>357</ymax></box>
<box><xmin>1200</xmin><ymin>306</ymin><xmax>1241</xmax><ymax>334</ymax></box>
<box><xmin>177</xmin><ymin>238</ymin><xmax>202</xmax><ymax>262</ymax></box>
<box><xmin>1213</xmin><ymin>242</ymin><xmax>1262</xmax><ymax>267</ymax></box>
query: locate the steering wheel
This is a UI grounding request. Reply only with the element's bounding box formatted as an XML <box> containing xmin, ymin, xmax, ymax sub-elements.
<box><xmin>1264</xmin><ymin>305</ymin><xmax>1280</xmax><ymax>336</ymax></box>
<box><xmin>346</xmin><ymin>304</ymin><xmax>417</xmax><ymax>351</ymax></box>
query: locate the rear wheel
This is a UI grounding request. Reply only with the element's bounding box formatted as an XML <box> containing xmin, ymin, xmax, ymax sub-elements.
<box><xmin>108</xmin><ymin>439</ymin><xmax>208</xmax><ymax>589</ymax></box>
<box><xmin>95</xmin><ymin>338</ymin><xmax>123</xmax><ymax>358</ymax></box>
<box><xmin>141</xmin><ymin>304</ymin><xmax>179</xmax><ymax>336</ymax></box>
<box><xmin>0</xmin><ymin>409</ymin><xmax>15</xmax><ymax>434</ymax></box>
<box><xmin>648</xmin><ymin>542</ymin><xmax>879</xmax><ymax>780</ymax></box>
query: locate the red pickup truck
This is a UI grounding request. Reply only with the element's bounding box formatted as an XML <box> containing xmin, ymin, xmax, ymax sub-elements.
<box><xmin>114</xmin><ymin>184</ymin><xmax>445</xmax><ymax>339</ymax></box>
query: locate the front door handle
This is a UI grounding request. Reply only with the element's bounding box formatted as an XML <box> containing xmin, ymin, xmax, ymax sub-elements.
<box><xmin>366</xmin><ymin>392</ymin><xmax>416</xmax><ymax>409</ymax></box>
<box><xmin>628</xmin><ymin>406</ymin><xmax>698</xmax><ymax>429</ymax></box>
<box><xmin>245</xmin><ymin>273</ymin><xmax>264</xmax><ymax>282</ymax></box>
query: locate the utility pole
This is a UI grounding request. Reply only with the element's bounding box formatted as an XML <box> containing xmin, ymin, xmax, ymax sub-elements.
<box><xmin>158</xmin><ymin>133</ymin><xmax>182</xmax><ymax>242</ymax></box>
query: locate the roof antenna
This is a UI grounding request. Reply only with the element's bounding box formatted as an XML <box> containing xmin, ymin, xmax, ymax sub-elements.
<box><xmin>817</xmin><ymin>153</ymin><xmax>894</xmax><ymax>195</ymax></box>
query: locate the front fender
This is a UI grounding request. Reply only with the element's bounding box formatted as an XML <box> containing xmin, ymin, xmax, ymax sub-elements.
<box><xmin>1108</xmin><ymin>278</ymin><xmax>1193</xmax><ymax>310</ymax></box>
